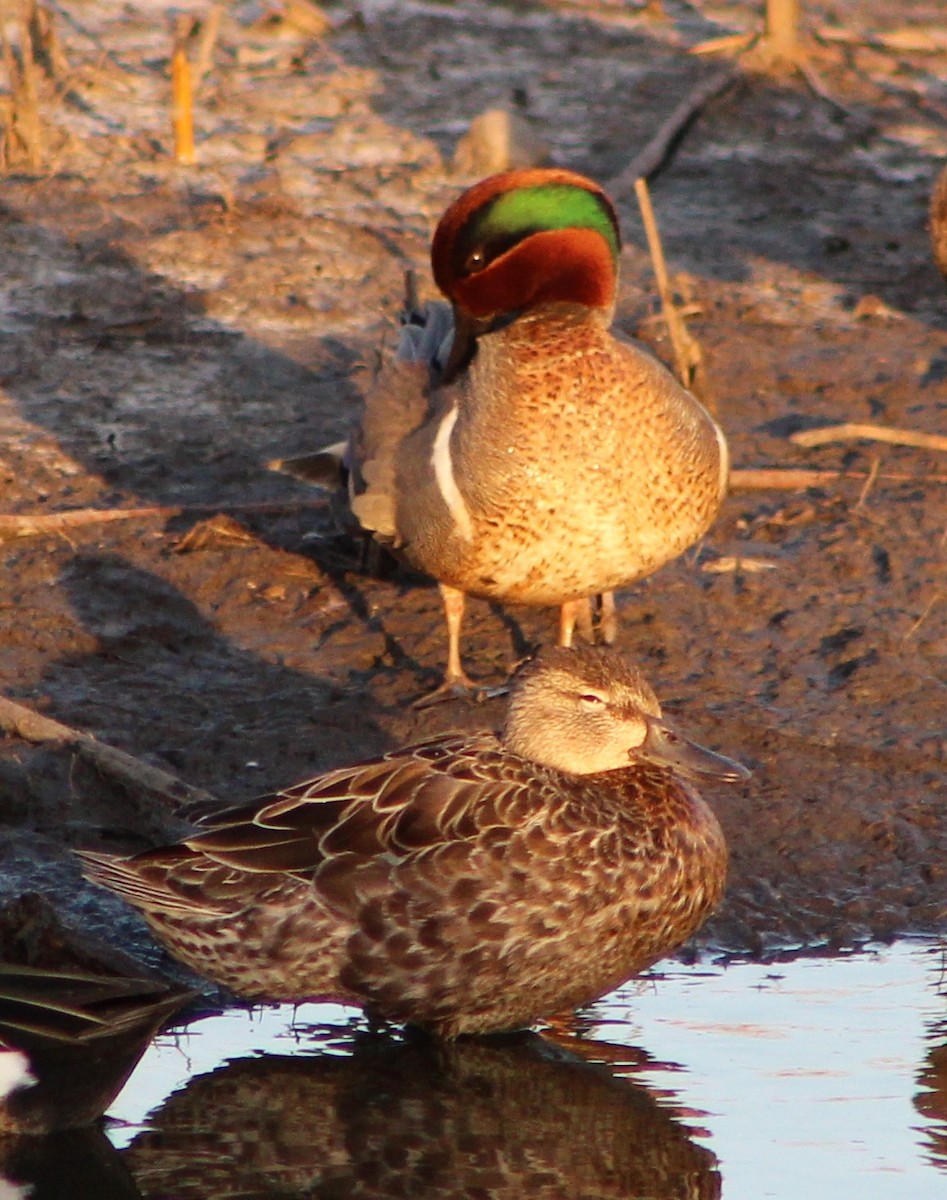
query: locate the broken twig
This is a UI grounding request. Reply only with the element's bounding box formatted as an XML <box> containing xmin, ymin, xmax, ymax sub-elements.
<box><xmin>853</xmin><ymin>454</ymin><xmax>881</xmax><ymax>510</ymax></box>
<box><xmin>729</xmin><ymin>466</ymin><xmax>947</xmax><ymax>490</ymax></box>
<box><xmin>193</xmin><ymin>2</ymin><xmax>223</xmax><ymax>90</ymax></box>
<box><xmin>790</xmin><ymin>423</ymin><xmax>947</xmax><ymax>453</ymax></box>
<box><xmin>0</xmin><ymin>498</ymin><xmax>329</xmax><ymax>540</ymax></box>
<box><xmin>690</xmin><ymin>32</ymin><xmax>758</xmax><ymax>57</ymax></box>
<box><xmin>702</xmin><ymin>555</ymin><xmax>779</xmax><ymax>574</ymax></box>
<box><xmin>608</xmin><ymin>66</ymin><xmax>738</xmax><ymax>188</ymax></box>
<box><xmin>0</xmin><ymin>693</ymin><xmax>220</xmax><ymax>814</ymax></box>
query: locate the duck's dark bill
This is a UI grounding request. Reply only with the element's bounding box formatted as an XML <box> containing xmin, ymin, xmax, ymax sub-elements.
<box><xmin>638</xmin><ymin>719</ymin><xmax>751</xmax><ymax>783</ymax></box>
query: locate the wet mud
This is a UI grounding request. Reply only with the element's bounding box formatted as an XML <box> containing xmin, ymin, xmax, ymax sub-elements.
<box><xmin>0</xmin><ymin>0</ymin><xmax>945</xmax><ymax>976</ymax></box>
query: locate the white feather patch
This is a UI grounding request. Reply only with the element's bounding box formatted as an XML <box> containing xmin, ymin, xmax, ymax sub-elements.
<box><xmin>430</xmin><ymin>406</ymin><xmax>474</xmax><ymax>541</ymax></box>
<box><xmin>0</xmin><ymin>1048</ymin><xmax>36</xmax><ymax>1099</ymax></box>
<box><xmin>0</xmin><ymin>1181</ymin><xmax>34</xmax><ymax>1200</ymax></box>
<box><xmin>713</xmin><ymin>415</ymin><xmax>730</xmax><ymax>498</ymax></box>
<box><xmin>0</xmin><ymin>1179</ymin><xmax>35</xmax><ymax>1200</ymax></box>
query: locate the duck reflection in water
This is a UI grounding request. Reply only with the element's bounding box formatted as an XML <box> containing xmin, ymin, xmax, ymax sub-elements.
<box><xmin>123</xmin><ymin>1026</ymin><xmax>721</xmax><ymax>1199</ymax></box>
<box><xmin>1</xmin><ymin>1127</ymin><xmax>142</xmax><ymax>1200</ymax></box>
<box><xmin>916</xmin><ymin>1008</ymin><xmax>947</xmax><ymax>1172</ymax></box>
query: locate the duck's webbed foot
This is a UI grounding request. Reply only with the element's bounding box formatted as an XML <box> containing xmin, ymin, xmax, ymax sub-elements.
<box><xmin>412</xmin><ymin>669</ymin><xmax>488</xmax><ymax>709</ymax></box>
<box><xmin>412</xmin><ymin>584</ymin><xmax>484</xmax><ymax>708</ymax></box>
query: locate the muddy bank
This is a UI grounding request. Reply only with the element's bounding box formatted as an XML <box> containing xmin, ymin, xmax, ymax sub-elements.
<box><xmin>0</xmin><ymin>0</ymin><xmax>945</xmax><ymax>975</ymax></box>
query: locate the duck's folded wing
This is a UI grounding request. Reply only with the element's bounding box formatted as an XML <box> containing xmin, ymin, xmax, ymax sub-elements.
<box><xmin>267</xmin><ymin>297</ymin><xmax>455</xmax><ymax>540</ymax></box>
<box><xmin>350</xmin><ymin>300</ymin><xmax>455</xmax><ymax>540</ymax></box>
<box><xmin>190</xmin><ymin>734</ymin><xmax>549</xmax><ymax>870</ymax></box>
<box><xmin>79</xmin><ymin>736</ymin><xmax>555</xmax><ymax>919</ymax></box>
<box><xmin>0</xmin><ymin>966</ymin><xmax>192</xmax><ymax>1043</ymax></box>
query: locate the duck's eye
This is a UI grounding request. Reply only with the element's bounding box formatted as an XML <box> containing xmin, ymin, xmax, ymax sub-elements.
<box><xmin>464</xmin><ymin>247</ymin><xmax>487</xmax><ymax>274</ymax></box>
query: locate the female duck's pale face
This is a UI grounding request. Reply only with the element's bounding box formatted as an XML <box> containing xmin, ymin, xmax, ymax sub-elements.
<box><xmin>502</xmin><ymin>648</ymin><xmax>749</xmax><ymax>782</ymax></box>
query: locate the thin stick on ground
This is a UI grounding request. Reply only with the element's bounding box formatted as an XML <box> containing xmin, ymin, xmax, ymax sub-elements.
<box><xmin>854</xmin><ymin>454</ymin><xmax>882</xmax><ymax>510</ymax></box>
<box><xmin>0</xmin><ymin>498</ymin><xmax>329</xmax><ymax>540</ymax></box>
<box><xmin>728</xmin><ymin>467</ymin><xmax>947</xmax><ymax>490</ymax></box>
<box><xmin>607</xmin><ymin>66</ymin><xmax>738</xmax><ymax>188</ymax></box>
<box><xmin>633</xmin><ymin>177</ymin><xmax>702</xmax><ymax>393</ymax></box>
<box><xmin>2</xmin><ymin>472</ymin><xmax>943</xmax><ymax>538</ymax></box>
<box><xmin>790</xmin><ymin>423</ymin><xmax>947</xmax><ymax>453</ymax></box>
<box><xmin>193</xmin><ymin>2</ymin><xmax>223</xmax><ymax>91</ymax></box>
<box><xmin>0</xmin><ymin>2</ymin><xmax>44</xmax><ymax>170</ymax></box>
<box><xmin>689</xmin><ymin>32</ymin><xmax>757</xmax><ymax>58</ymax></box>
<box><xmin>0</xmin><ymin>693</ymin><xmax>221</xmax><ymax>814</ymax></box>
<box><xmin>902</xmin><ymin>592</ymin><xmax>942</xmax><ymax>642</ymax></box>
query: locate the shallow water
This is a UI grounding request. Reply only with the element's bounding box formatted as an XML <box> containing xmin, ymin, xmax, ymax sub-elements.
<box><xmin>100</xmin><ymin>939</ymin><xmax>946</xmax><ymax>1199</ymax></box>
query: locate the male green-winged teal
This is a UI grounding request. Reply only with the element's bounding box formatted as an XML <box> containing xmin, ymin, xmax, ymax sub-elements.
<box><xmin>279</xmin><ymin>168</ymin><xmax>729</xmax><ymax>699</ymax></box>
<box><xmin>80</xmin><ymin>646</ymin><xmax>747</xmax><ymax>1039</ymax></box>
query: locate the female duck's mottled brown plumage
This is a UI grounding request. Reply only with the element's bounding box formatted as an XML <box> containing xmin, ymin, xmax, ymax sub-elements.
<box><xmin>80</xmin><ymin>646</ymin><xmax>748</xmax><ymax>1038</ymax></box>
<box><xmin>279</xmin><ymin>168</ymin><xmax>729</xmax><ymax>696</ymax></box>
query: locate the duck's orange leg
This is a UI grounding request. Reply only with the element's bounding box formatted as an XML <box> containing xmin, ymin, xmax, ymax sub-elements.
<box><xmin>560</xmin><ymin>594</ymin><xmax>618</xmax><ymax>646</ymax></box>
<box><xmin>559</xmin><ymin>598</ymin><xmax>594</xmax><ymax>647</ymax></box>
<box><xmin>598</xmin><ymin>590</ymin><xmax>618</xmax><ymax>644</ymax></box>
<box><xmin>414</xmin><ymin>583</ymin><xmax>480</xmax><ymax>707</ymax></box>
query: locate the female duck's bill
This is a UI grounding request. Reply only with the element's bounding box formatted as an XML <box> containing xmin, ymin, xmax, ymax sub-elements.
<box><xmin>636</xmin><ymin>718</ymin><xmax>750</xmax><ymax>783</ymax></box>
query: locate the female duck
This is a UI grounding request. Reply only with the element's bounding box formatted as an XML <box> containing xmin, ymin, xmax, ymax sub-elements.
<box><xmin>81</xmin><ymin>647</ymin><xmax>747</xmax><ymax>1039</ymax></box>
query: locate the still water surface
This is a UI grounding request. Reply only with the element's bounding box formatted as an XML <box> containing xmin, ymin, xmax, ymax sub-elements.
<box><xmin>107</xmin><ymin>938</ymin><xmax>946</xmax><ymax>1199</ymax></box>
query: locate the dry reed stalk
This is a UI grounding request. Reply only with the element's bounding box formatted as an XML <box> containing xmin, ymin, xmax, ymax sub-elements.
<box><xmin>764</xmin><ymin>0</ymin><xmax>801</xmax><ymax>63</ymax></box>
<box><xmin>0</xmin><ymin>0</ymin><xmax>44</xmax><ymax>169</ymax></box>
<box><xmin>171</xmin><ymin>14</ymin><xmax>195</xmax><ymax>164</ymax></box>
<box><xmin>633</xmin><ymin>176</ymin><xmax>703</xmax><ymax>394</ymax></box>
